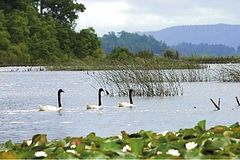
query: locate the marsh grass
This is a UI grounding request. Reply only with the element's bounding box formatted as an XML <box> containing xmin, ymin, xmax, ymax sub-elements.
<box><xmin>216</xmin><ymin>65</ymin><xmax>240</xmax><ymax>82</ymax></box>
<box><xmin>90</xmin><ymin>62</ymin><xmax>214</xmax><ymax>97</ymax></box>
<box><xmin>91</xmin><ymin>62</ymin><xmax>183</xmax><ymax>97</ymax></box>
<box><xmin>179</xmin><ymin>67</ymin><xmax>211</xmax><ymax>82</ymax></box>
<box><xmin>47</xmin><ymin>58</ymin><xmax>201</xmax><ymax>71</ymax></box>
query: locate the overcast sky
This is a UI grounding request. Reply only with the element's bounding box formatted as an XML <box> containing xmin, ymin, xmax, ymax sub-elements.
<box><xmin>76</xmin><ymin>0</ymin><xmax>240</xmax><ymax>36</ymax></box>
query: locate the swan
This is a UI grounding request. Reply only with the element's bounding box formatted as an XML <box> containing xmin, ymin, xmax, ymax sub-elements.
<box><xmin>39</xmin><ymin>89</ymin><xmax>64</xmax><ymax>111</ymax></box>
<box><xmin>86</xmin><ymin>88</ymin><xmax>104</xmax><ymax>110</ymax></box>
<box><xmin>118</xmin><ymin>89</ymin><xmax>134</xmax><ymax>108</ymax></box>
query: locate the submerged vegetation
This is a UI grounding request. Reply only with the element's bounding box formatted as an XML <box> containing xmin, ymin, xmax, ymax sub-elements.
<box><xmin>2</xmin><ymin>120</ymin><xmax>240</xmax><ymax>159</ymax></box>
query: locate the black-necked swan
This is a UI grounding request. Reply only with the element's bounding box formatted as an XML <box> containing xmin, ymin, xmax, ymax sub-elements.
<box><xmin>86</xmin><ymin>88</ymin><xmax>104</xmax><ymax>110</ymax></box>
<box><xmin>118</xmin><ymin>89</ymin><xmax>134</xmax><ymax>108</ymax></box>
<box><xmin>39</xmin><ymin>89</ymin><xmax>64</xmax><ymax>111</ymax></box>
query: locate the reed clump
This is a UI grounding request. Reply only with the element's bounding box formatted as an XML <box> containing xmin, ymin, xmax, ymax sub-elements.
<box><xmin>92</xmin><ymin>62</ymin><xmax>183</xmax><ymax>97</ymax></box>
<box><xmin>217</xmin><ymin>65</ymin><xmax>240</xmax><ymax>82</ymax></box>
<box><xmin>179</xmin><ymin>67</ymin><xmax>211</xmax><ymax>82</ymax></box>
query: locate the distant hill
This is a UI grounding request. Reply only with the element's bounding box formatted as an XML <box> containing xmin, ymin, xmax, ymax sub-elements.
<box><xmin>142</xmin><ymin>24</ymin><xmax>240</xmax><ymax>49</ymax></box>
<box><xmin>172</xmin><ymin>43</ymin><xmax>237</xmax><ymax>56</ymax></box>
<box><xmin>101</xmin><ymin>31</ymin><xmax>168</xmax><ymax>55</ymax></box>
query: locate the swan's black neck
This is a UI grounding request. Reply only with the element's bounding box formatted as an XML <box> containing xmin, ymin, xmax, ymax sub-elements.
<box><xmin>129</xmin><ymin>89</ymin><xmax>133</xmax><ymax>104</ymax></box>
<box><xmin>58</xmin><ymin>92</ymin><xmax>62</xmax><ymax>108</ymax></box>
<box><xmin>98</xmin><ymin>89</ymin><xmax>103</xmax><ymax>106</ymax></box>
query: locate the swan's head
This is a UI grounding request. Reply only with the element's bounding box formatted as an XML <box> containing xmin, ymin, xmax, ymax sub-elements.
<box><xmin>99</xmin><ymin>88</ymin><xmax>104</xmax><ymax>92</ymax></box>
<box><xmin>58</xmin><ymin>89</ymin><xmax>64</xmax><ymax>94</ymax></box>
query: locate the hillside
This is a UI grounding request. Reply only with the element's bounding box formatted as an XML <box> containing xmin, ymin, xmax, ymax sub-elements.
<box><xmin>172</xmin><ymin>43</ymin><xmax>237</xmax><ymax>56</ymax></box>
<box><xmin>101</xmin><ymin>31</ymin><xmax>168</xmax><ymax>55</ymax></box>
<box><xmin>142</xmin><ymin>24</ymin><xmax>240</xmax><ymax>48</ymax></box>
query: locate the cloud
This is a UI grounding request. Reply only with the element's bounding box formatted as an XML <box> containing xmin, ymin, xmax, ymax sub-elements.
<box><xmin>76</xmin><ymin>0</ymin><xmax>240</xmax><ymax>36</ymax></box>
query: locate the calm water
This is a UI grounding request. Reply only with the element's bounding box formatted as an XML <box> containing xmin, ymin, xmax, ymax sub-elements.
<box><xmin>0</xmin><ymin>71</ymin><xmax>240</xmax><ymax>143</ymax></box>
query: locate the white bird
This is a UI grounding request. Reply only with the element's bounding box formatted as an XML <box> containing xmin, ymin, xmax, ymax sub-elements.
<box><xmin>39</xmin><ymin>89</ymin><xmax>64</xmax><ymax>111</ymax></box>
<box><xmin>86</xmin><ymin>88</ymin><xmax>104</xmax><ymax>110</ymax></box>
<box><xmin>118</xmin><ymin>89</ymin><xmax>134</xmax><ymax>108</ymax></box>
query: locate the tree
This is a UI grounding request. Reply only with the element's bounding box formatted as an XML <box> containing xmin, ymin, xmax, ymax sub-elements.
<box><xmin>39</xmin><ymin>0</ymin><xmax>85</xmax><ymax>26</ymax></box>
<box><xmin>55</xmin><ymin>23</ymin><xmax>74</xmax><ymax>54</ymax></box>
<box><xmin>101</xmin><ymin>31</ymin><xmax>168</xmax><ymax>55</ymax></box>
<box><xmin>7</xmin><ymin>10</ymin><xmax>30</xmax><ymax>44</ymax></box>
<box><xmin>29</xmin><ymin>17</ymin><xmax>61</xmax><ymax>63</ymax></box>
<box><xmin>0</xmin><ymin>10</ymin><xmax>11</xmax><ymax>50</ymax></box>
<box><xmin>73</xmin><ymin>27</ymin><xmax>100</xmax><ymax>58</ymax></box>
<box><xmin>7</xmin><ymin>43</ymin><xmax>30</xmax><ymax>64</ymax></box>
<box><xmin>0</xmin><ymin>0</ymin><xmax>97</xmax><ymax>65</ymax></box>
<box><xmin>0</xmin><ymin>0</ymin><xmax>35</xmax><ymax>12</ymax></box>
<box><xmin>164</xmin><ymin>49</ymin><xmax>179</xmax><ymax>59</ymax></box>
<box><xmin>92</xmin><ymin>48</ymin><xmax>105</xmax><ymax>59</ymax></box>
<box><xmin>108</xmin><ymin>47</ymin><xmax>133</xmax><ymax>61</ymax></box>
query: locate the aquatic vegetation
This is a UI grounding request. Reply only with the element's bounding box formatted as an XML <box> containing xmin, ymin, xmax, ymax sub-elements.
<box><xmin>93</xmin><ymin>65</ymin><xmax>183</xmax><ymax>97</ymax></box>
<box><xmin>92</xmin><ymin>63</ymin><xmax>240</xmax><ymax>98</ymax></box>
<box><xmin>179</xmin><ymin>68</ymin><xmax>211</xmax><ymax>82</ymax></box>
<box><xmin>2</xmin><ymin>120</ymin><xmax>240</xmax><ymax>159</ymax></box>
<box><xmin>90</xmin><ymin>62</ymin><xmax>216</xmax><ymax>97</ymax></box>
<box><xmin>217</xmin><ymin>65</ymin><xmax>240</xmax><ymax>82</ymax></box>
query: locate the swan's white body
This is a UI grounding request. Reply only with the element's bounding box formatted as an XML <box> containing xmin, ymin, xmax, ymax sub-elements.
<box><xmin>118</xmin><ymin>89</ymin><xmax>134</xmax><ymax>108</ymax></box>
<box><xmin>39</xmin><ymin>105</ymin><xmax>62</xmax><ymax>112</ymax></box>
<box><xmin>86</xmin><ymin>88</ymin><xmax>104</xmax><ymax>110</ymax></box>
<box><xmin>118</xmin><ymin>102</ymin><xmax>134</xmax><ymax>108</ymax></box>
<box><xmin>86</xmin><ymin>104</ymin><xmax>103</xmax><ymax>110</ymax></box>
<box><xmin>38</xmin><ymin>89</ymin><xmax>64</xmax><ymax>112</ymax></box>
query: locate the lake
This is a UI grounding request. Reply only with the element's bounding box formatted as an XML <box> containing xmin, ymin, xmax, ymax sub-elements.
<box><xmin>0</xmin><ymin>70</ymin><xmax>240</xmax><ymax>143</ymax></box>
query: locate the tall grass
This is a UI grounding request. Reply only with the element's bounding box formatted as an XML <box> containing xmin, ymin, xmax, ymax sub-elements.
<box><xmin>92</xmin><ymin>63</ymin><xmax>183</xmax><ymax>97</ymax></box>
<box><xmin>179</xmin><ymin>67</ymin><xmax>211</xmax><ymax>82</ymax></box>
<box><xmin>90</xmin><ymin>60</ymin><xmax>230</xmax><ymax>96</ymax></box>
<box><xmin>216</xmin><ymin>65</ymin><xmax>240</xmax><ymax>82</ymax></box>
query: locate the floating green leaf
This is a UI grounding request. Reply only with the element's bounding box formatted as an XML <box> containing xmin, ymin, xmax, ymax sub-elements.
<box><xmin>2</xmin><ymin>120</ymin><xmax>240</xmax><ymax>158</ymax></box>
<box><xmin>195</xmin><ymin>120</ymin><xmax>206</xmax><ymax>133</ymax></box>
<box><xmin>128</xmin><ymin>138</ymin><xmax>143</xmax><ymax>157</ymax></box>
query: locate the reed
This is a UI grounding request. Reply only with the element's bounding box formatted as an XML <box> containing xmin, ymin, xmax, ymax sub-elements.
<box><xmin>216</xmin><ymin>65</ymin><xmax>240</xmax><ymax>82</ymax></box>
<box><xmin>179</xmin><ymin>67</ymin><xmax>211</xmax><ymax>82</ymax></box>
<box><xmin>92</xmin><ymin>62</ymin><xmax>183</xmax><ymax>97</ymax></box>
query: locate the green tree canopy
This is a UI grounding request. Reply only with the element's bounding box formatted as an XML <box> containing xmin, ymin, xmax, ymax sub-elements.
<box><xmin>108</xmin><ymin>47</ymin><xmax>133</xmax><ymax>61</ymax></box>
<box><xmin>73</xmin><ymin>27</ymin><xmax>100</xmax><ymax>58</ymax></box>
<box><xmin>0</xmin><ymin>10</ymin><xmax>11</xmax><ymax>50</ymax></box>
<box><xmin>101</xmin><ymin>31</ymin><xmax>168</xmax><ymax>55</ymax></box>
<box><xmin>164</xmin><ymin>49</ymin><xmax>179</xmax><ymax>59</ymax></box>
<box><xmin>39</xmin><ymin>0</ymin><xmax>85</xmax><ymax>26</ymax></box>
<box><xmin>0</xmin><ymin>0</ymin><xmax>101</xmax><ymax>65</ymax></box>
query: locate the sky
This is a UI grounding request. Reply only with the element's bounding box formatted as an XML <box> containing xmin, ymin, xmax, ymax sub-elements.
<box><xmin>76</xmin><ymin>0</ymin><xmax>240</xmax><ymax>36</ymax></box>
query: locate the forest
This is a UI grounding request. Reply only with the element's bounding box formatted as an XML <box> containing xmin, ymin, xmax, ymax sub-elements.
<box><xmin>0</xmin><ymin>0</ymin><xmax>171</xmax><ymax>66</ymax></box>
<box><xmin>1</xmin><ymin>0</ymin><xmax>239</xmax><ymax>67</ymax></box>
<box><xmin>101</xmin><ymin>31</ymin><xmax>168</xmax><ymax>55</ymax></box>
<box><xmin>0</xmin><ymin>0</ymin><xmax>101</xmax><ymax>65</ymax></box>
